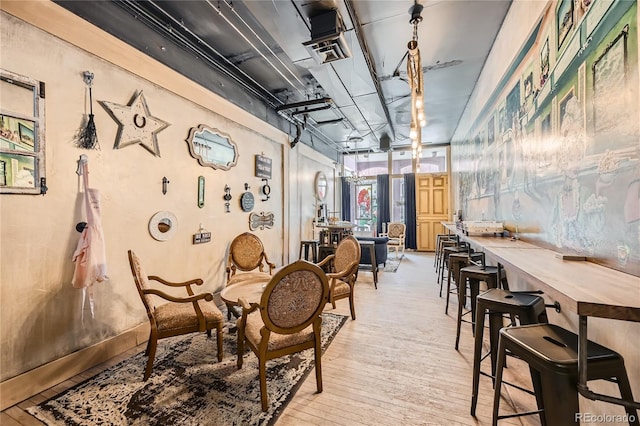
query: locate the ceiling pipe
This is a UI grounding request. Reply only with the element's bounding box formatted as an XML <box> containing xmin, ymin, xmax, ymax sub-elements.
<box><xmin>275</xmin><ymin>96</ymin><xmax>333</xmax><ymax>112</ymax></box>
<box><xmin>343</xmin><ymin>0</ymin><xmax>396</xmax><ymax>141</ymax></box>
<box><xmin>290</xmin><ymin>105</ymin><xmax>333</xmax><ymax>116</ymax></box>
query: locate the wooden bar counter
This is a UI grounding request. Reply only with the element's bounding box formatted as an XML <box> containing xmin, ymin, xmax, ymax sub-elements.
<box><xmin>439</xmin><ymin>221</ymin><xmax>640</xmax><ymax>409</ymax></box>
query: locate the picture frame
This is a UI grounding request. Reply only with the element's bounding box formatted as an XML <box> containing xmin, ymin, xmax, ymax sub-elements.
<box><xmin>557</xmin><ymin>0</ymin><xmax>574</xmax><ymax>51</ymax></box>
<box><xmin>18</xmin><ymin>122</ymin><xmax>34</xmax><ymax>147</ymax></box>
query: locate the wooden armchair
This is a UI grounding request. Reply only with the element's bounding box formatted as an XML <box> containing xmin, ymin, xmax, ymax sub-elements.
<box><xmin>236</xmin><ymin>260</ymin><xmax>329</xmax><ymax>411</ymax></box>
<box><xmin>316</xmin><ymin>235</ymin><xmax>361</xmax><ymax>320</ymax></box>
<box><xmin>226</xmin><ymin>232</ymin><xmax>276</xmax><ymax>317</ymax></box>
<box><xmin>128</xmin><ymin>250</ymin><xmax>224</xmax><ymax>381</ymax></box>
<box><xmin>381</xmin><ymin>222</ymin><xmax>406</xmax><ymax>258</ymax></box>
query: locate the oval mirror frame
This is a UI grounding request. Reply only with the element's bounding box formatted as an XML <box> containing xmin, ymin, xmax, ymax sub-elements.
<box><xmin>186</xmin><ymin>124</ymin><xmax>238</xmax><ymax>170</ymax></box>
<box><xmin>149</xmin><ymin>211</ymin><xmax>178</xmax><ymax>241</ymax></box>
<box><xmin>315</xmin><ymin>171</ymin><xmax>328</xmax><ymax>201</ymax></box>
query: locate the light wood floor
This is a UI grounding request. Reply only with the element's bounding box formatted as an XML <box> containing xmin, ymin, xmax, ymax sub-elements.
<box><xmin>2</xmin><ymin>252</ymin><xmax>540</xmax><ymax>425</ymax></box>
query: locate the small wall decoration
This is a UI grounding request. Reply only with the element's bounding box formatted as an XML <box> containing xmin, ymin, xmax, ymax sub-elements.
<box><xmin>162</xmin><ymin>176</ymin><xmax>170</xmax><ymax>195</ymax></box>
<box><xmin>100</xmin><ymin>91</ymin><xmax>169</xmax><ymax>157</ymax></box>
<box><xmin>240</xmin><ymin>183</ymin><xmax>255</xmax><ymax>212</ymax></box>
<box><xmin>255</xmin><ymin>154</ymin><xmax>272</xmax><ymax>178</ymax></box>
<box><xmin>148</xmin><ymin>211</ymin><xmax>178</xmax><ymax>241</ymax></box>
<box><xmin>249</xmin><ymin>211</ymin><xmax>275</xmax><ymax>231</ymax></box>
<box><xmin>186</xmin><ymin>124</ymin><xmax>238</xmax><ymax>170</ymax></box>
<box><xmin>261</xmin><ymin>178</ymin><xmax>271</xmax><ymax>201</ymax></box>
<box><xmin>75</xmin><ymin>71</ymin><xmax>99</xmax><ymax>150</ymax></box>
<box><xmin>193</xmin><ymin>224</ymin><xmax>211</xmax><ymax>244</ymax></box>
<box><xmin>223</xmin><ymin>185</ymin><xmax>232</xmax><ymax>213</ymax></box>
<box><xmin>197</xmin><ymin>176</ymin><xmax>205</xmax><ymax>208</ymax></box>
<box><xmin>0</xmin><ymin>69</ymin><xmax>46</xmax><ymax>195</ymax></box>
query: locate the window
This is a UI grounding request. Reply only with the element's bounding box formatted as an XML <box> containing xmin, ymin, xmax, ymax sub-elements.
<box><xmin>391</xmin><ymin>150</ymin><xmax>413</xmax><ymax>174</ymax></box>
<box><xmin>0</xmin><ymin>69</ymin><xmax>46</xmax><ymax>194</ymax></box>
<box><xmin>391</xmin><ymin>177</ymin><xmax>405</xmax><ymax>222</ymax></box>
<box><xmin>417</xmin><ymin>147</ymin><xmax>447</xmax><ymax>173</ymax></box>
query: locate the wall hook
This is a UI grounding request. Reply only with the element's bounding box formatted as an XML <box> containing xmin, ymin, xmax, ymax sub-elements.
<box><xmin>162</xmin><ymin>176</ymin><xmax>170</xmax><ymax>194</ymax></box>
<box><xmin>76</xmin><ymin>222</ymin><xmax>87</xmax><ymax>232</ymax></box>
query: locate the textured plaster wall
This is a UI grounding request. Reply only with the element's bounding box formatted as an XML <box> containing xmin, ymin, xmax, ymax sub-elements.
<box><xmin>0</xmin><ymin>5</ymin><xmax>332</xmax><ymax>381</ymax></box>
<box><xmin>451</xmin><ymin>0</ymin><xmax>640</xmax><ymax>418</ymax></box>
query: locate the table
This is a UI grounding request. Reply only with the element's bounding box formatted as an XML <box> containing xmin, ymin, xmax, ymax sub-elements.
<box><xmin>358</xmin><ymin>240</ymin><xmax>378</xmax><ymax>289</ymax></box>
<box><xmin>220</xmin><ymin>279</ymin><xmax>269</xmax><ymax>308</ymax></box>
<box><xmin>484</xmin><ymin>246</ymin><xmax>640</xmax><ymax>410</ymax></box>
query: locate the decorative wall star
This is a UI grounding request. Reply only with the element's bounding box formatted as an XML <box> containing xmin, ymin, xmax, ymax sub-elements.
<box><xmin>100</xmin><ymin>91</ymin><xmax>169</xmax><ymax>157</ymax></box>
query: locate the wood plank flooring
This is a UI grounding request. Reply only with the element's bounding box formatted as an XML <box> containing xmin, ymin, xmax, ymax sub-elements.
<box><xmin>3</xmin><ymin>252</ymin><xmax>540</xmax><ymax>425</ymax></box>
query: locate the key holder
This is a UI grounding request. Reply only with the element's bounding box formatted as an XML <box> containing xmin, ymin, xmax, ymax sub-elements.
<box><xmin>223</xmin><ymin>185</ymin><xmax>232</xmax><ymax>213</ymax></box>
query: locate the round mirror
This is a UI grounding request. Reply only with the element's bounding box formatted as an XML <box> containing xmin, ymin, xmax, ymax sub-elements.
<box><xmin>315</xmin><ymin>172</ymin><xmax>328</xmax><ymax>201</ymax></box>
<box><xmin>149</xmin><ymin>211</ymin><xmax>178</xmax><ymax>241</ymax></box>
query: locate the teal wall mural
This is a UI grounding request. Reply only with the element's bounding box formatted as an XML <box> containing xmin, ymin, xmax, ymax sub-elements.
<box><xmin>451</xmin><ymin>0</ymin><xmax>639</xmax><ymax>275</ymax></box>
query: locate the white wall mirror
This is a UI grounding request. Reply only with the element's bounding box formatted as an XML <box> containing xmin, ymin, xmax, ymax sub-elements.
<box><xmin>149</xmin><ymin>211</ymin><xmax>178</xmax><ymax>241</ymax></box>
<box><xmin>315</xmin><ymin>171</ymin><xmax>327</xmax><ymax>201</ymax></box>
<box><xmin>186</xmin><ymin>124</ymin><xmax>238</xmax><ymax>170</ymax></box>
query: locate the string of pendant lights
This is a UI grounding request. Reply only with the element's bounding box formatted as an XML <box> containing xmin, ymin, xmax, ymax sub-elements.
<box><xmin>407</xmin><ymin>2</ymin><xmax>425</xmax><ymax>159</ymax></box>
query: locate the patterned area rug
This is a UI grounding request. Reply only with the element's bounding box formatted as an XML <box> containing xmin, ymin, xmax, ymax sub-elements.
<box><xmin>27</xmin><ymin>312</ymin><xmax>347</xmax><ymax>426</ymax></box>
<box><xmin>384</xmin><ymin>256</ymin><xmax>403</xmax><ymax>272</ymax></box>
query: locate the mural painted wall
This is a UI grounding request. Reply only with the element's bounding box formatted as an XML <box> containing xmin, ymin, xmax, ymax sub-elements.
<box><xmin>452</xmin><ymin>0</ymin><xmax>640</xmax><ymax>275</ymax></box>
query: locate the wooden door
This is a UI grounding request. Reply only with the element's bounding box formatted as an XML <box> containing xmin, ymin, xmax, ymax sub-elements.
<box><xmin>416</xmin><ymin>174</ymin><xmax>450</xmax><ymax>251</ymax></box>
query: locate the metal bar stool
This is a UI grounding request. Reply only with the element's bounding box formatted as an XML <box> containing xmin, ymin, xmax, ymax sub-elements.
<box><xmin>439</xmin><ymin>240</ymin><xmax>470</xmax><ymax>287</ymax></box>
<box><xmin>298</xmin><ymin>240</ymin><xmax>319</xmax><ymax>263</ymax></box>
<box><xmin>470</xmin><ymin>288</ymin><xmax>549</xmax><ymax>417</ymax></box>
<box><xmin>492</xmin><ymin>324</ymin><xmax>638</xmax><ymax>426</ymax></box>
<box><xmin>436</xmin><ymin>235</ymin><xmax>458</xmax><ymax>278</ymax></box>
<box><xmin>443</xmin><ymin>252</ymin><xmax>483</xmax><ymax>313</ymax></box>
<box><xmin>455</xmin><ymin>255</ymin><xmax>508</xmax><ymax>350</ymax></box>
<box><xmin>434</xmin><ymin>233</ymin><xmax>454</xmax><ymax>268</ymax></box>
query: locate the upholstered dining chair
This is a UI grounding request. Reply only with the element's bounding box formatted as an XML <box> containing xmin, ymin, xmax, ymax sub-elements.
<box><xmin>380</xmin><ymin>222</ymin><xmax>406</xmax><ymax>258</ymax></box>
<box><xmin>236</xmin><ymin>260</ymin><xmax>329</xmax><ymax>412</ymax></box>
<box><xmin>316</xmin><ymin>235</ymin><xmax>361</xmax><ymax>320</ymax></box>
<box><xmin>225</xmin><ymin>232</ymin><xmax>276</xmax><ymax>318</ymax></box>
<box><xmin>128</xmin><ymin>250</ymin><xmax>224</xmax><ymax>381</ymax></box>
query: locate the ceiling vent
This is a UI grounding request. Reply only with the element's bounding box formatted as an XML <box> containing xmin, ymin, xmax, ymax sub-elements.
<box><xmin>303</xmin><ymin>10</ymin><xmax>352</xmax><ymax>64</ymax></box>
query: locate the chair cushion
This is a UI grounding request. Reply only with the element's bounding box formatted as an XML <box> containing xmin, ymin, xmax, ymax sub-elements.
<box><xmin>332</xmin><ymin>279</ymin><xmax>351</xmax><ymax>297</ymax></box>
<box><xmin>228</xmin><ymin>271</ymin><xmax>272</xmax><ymax>286</ymax></box>
<box><xmin>155</xmin><ymin>301</ymin><xmax>223</xmax><ymax>333</ymax></box>
<box><xmin>240</xmin><ymin>311</ymin><xmax>314</xmax><ymax>351</ymax></box>
<box><xmin>356</xmin><ymin>236</ymin><xmax>388</xmax><ymax>266</ymax></box>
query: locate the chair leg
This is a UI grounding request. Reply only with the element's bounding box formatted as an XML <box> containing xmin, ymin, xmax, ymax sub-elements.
<box><xmin>455</xmin><ymin>278</ymin><xmax>467</xmax><ymax>351</ymax></box>
<box><xmin>216</xmin><ymin>323</ymin><xmax>223</xmax><ymax>362</ymax></box>
<box><xmin>144</xmin><ymin>334</ymin><xmax>157</xmax><ymax>381</ymax></box>
<box><xmin>614</xmin><ymin>365</ymin><xmax>640</xmax><ymax>425</ymax></box>
<box><xmin>349</xmin><ymin>291</ymin><xmax>356</xmax><ymax>320</ymax></box>
<box><xmin>237</xmin><ymin>328</ymin><xmax>245</xmax><ymax>369</ymax></box>
<box><xmin>259</xmin><ymin>358</ymin><xmax>268</xmax><ymax>411</ymax></box>
<box><xmin>492</xmin><ymin>334</ymin><xmax>508</xmax><ymax>426</ymax></box>
<box><xmin>225</xmin><ymin>302</ymin><xmax>233</xmax><ymax>320</ymax></box>
<box><xmin>314</xmin><ymin>323</ymin><xmax>323</xmax><ymax>394</ymax></box>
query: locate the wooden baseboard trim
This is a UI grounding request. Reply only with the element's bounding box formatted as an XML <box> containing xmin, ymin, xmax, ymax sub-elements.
<box><xmin>0</xmin><ymin>323</ymin><xmax>148</xmax><ymax>411</ymax></box>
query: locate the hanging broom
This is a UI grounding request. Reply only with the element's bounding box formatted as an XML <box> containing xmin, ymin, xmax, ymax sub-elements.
<box><xmin>75</xmin><ymin>71</ymin><xmax>99</xmax><ymax>150</ymax></box>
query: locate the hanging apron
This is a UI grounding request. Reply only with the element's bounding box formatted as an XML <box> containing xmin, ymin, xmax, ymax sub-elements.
<box><xmin>72</xmin><ymin>159</ymin><xmax>108</xmax><ymax>319</ymax></box>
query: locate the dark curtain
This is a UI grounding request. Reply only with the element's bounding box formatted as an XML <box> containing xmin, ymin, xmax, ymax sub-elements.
<box><xmin>341</xmin><ymin>177</ymin><xmax>351</xmax><ymax>222</ymax></box>
<box><xmin>404</xmin><ymin>173</ymin><xmax>417</xmax><ymax>249</ymax></box>
<box><xmin>376</xmin><ymin>174</ymin><xmax>390</xmax><ymax>235</ymax></box>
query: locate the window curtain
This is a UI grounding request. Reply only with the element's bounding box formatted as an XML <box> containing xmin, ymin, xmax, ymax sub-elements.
<box><xmin>376</xmin><ymin>174</ymin><xmax>390</xmax><ymax>235</ymax></box>
<box><xmin>404</xmin><ymin>173</ymin><xmax>417</xmax><ymax>249</ymax></box>
<box><xmin>341</xmin><ymin>177</ymin><xmax>351</xmax><ymax>222</ymax></box>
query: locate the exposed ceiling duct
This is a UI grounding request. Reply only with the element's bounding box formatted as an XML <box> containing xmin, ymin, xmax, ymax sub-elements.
<box><xmin>303</xmin><ymin>10</ymin><xmax>351</xmax><ymax>64</ymax></box>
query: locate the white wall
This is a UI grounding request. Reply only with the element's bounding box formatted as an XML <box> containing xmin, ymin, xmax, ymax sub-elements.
<box><xmin>0</xmin><ymin>2</ymin><xmax>334</xmax><ymax>383</ymax></box>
